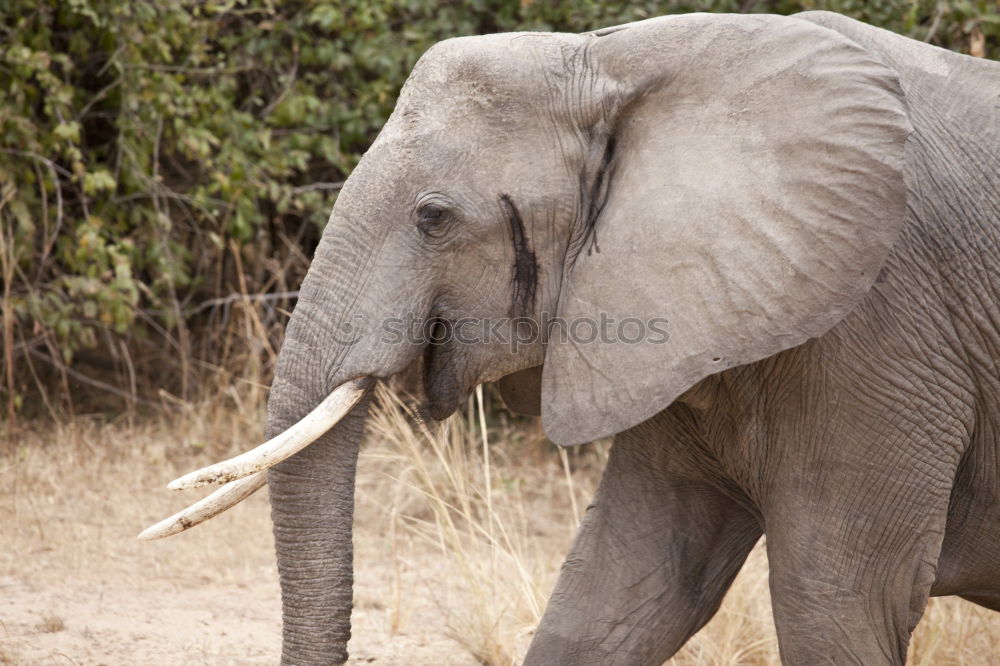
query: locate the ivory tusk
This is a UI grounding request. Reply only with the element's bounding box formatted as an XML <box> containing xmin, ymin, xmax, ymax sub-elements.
<box><xmin>167</xmin><ymin>377</ymin><xmax>373</xmax><ymax>490</ymax></box>
<box><xmin>137</xmin><ymin>471</ymin><xmax>267</xmax><ymax>540</ymax></box>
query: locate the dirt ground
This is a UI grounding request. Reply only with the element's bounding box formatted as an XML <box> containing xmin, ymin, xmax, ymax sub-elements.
<box><xmin>1</xmin><ymin>428</ymin><xmax>503</xmax><ymax>665</ymax></box>
<box><xmin>1</xmin><ymin>499</ymin><xmax>489</xmax><ymax>666</ymax></box>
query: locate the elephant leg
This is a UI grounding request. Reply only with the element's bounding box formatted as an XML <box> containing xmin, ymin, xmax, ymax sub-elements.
<box><xmin>763</xmin><ymin>427</ymin><xmax>960</xmax><ymax>665</ymax></box>
<box><xmin>524</xmin><ymin>423</ymin><xmax>762</xmax><ymax>666</ymax></box>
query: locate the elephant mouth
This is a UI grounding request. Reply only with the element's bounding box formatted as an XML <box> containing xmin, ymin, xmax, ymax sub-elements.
<box><xmin>420</xmin><ymin>318</ymin><xmax>468</xmax><ymax>420</ymax></box>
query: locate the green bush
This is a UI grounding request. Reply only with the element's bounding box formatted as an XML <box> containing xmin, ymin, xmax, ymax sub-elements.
<box><xmin>1</xmin><ymin>0</ymin><xmax>997</xmax><ymax>417</ymax></box>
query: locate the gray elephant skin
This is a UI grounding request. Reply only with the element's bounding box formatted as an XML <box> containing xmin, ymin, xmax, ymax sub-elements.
<box><xmin>254</xmin><ymin>11</ymin><xmax>1000</xmax><ymax>666</ymax></box>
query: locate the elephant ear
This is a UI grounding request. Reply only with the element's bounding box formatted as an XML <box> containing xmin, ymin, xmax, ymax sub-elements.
<box><xmin>541</xmin><ymin>14</ymin><xmax>911</xmax><ymax>445</ymax></box>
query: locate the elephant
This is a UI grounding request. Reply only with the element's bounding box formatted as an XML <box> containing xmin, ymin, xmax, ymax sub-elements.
<box><xmin>143</xmin><ymin>10</ymin><xmax>1000</xmax><ymax>666</ymax></box>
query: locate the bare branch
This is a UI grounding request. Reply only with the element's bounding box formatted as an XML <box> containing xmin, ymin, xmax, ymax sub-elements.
<box><xmin>260</xmin><ymin>45</ymin><xmax>300</xmax><ymax>119</ymax></box>
<box><xmin>189</xmin><ymin>291</ymin><xmax>300</xmax><ymax>315</ymax></box>
<box><xmin>924</xmin><ymin>3</ymin><xmax>945</xmax><ymax>43</ymax></box>
<box><xmin>0</xmin><ymin>150</ymin><xmax>66</xmax><ymax>264</ymax></box>
<box><xmin>27</xmin><ymin>348</ymin><xmax>161</xmax><ymax>408</ymax></box>
<box><xmin>291</xmin><ymin>182</ymin><xmax>344</xmax><ymax>194</ymax></box>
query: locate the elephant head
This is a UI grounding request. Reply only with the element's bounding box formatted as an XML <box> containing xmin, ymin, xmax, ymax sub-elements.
<box><xmin>144</xmin><ymin>13</ymin><xmax>909</xmax><ymax>665</ymax></box>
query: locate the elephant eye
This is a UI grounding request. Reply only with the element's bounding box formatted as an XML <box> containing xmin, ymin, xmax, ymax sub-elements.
<box><xmin>417</xmin><ymin>203</ymin><xmax>448</xmax><ymax>237</ymax></box>
<box><xmin>419</xmin><ymin>204</ymin><xmax>444</xmax><ymax>224</ymax></box>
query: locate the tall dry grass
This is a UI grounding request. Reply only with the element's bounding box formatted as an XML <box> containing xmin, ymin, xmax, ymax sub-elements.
<box><xmin>2</xmin><ymin>383</ymin><xmax>999</xmax><ymax>664</ymax></box>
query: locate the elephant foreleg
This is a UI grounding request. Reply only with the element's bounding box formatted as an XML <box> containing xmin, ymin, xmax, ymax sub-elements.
<box><xmin>524</xmin><ymin>425</ymin><xmax>762</xmax><ymax>666</ymax></box>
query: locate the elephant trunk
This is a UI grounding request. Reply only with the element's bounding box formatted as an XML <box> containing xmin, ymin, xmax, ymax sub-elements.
<box><xmin>264</xmin><ymin>281</ymin><xmax>372</xmax><ymax>666</ymax></box>
<box><xmin>263</xmin><ymin>214</ymin><xmax>406</xmax><ymax>665</ymax></box>
<box><xmin>143</xmin><ymin>147</ymin><xmax>417</xmax><ymax>664</ymax></box>
<box><xmin>267</xmin><ymin>390</ymin><xmax>369</xmax><ymax>665</ymax></box>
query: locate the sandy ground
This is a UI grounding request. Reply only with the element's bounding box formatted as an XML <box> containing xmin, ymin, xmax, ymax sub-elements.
<box><xmin>1</xmin><ymin>467</ymin><xmax>488</xmax><ymax>664</ymax></box>
<box><xmin>1</xmin><ymin>505</ymin><xmax>485</xmax><ymax>665</ymax></box>
<box><xmin>2</xmin><ymin>476</ymin><xmax>278</xmax><ymax>665</ymax></box>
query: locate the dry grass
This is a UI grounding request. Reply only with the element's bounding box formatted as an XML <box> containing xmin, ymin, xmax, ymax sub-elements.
<box><xmin>32</xmin><ymin>615</ymin><xmax>65</xmax><ymax>635</ymax></box>
<box><xmin>2</xmin><ymin>385</ymin><xmax>1000</xmax><ymax>664</ymax></box>
<box><xmin>358</xmin><ymin>384</ymin><xmax>603</xmax><ymax>664</ymax></box>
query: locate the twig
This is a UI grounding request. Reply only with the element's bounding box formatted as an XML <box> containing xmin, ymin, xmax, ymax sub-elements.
<box><xmin>475</xmin><ymin>384</ymin><xmax>496</xmax><ymax>608</ymax></box>
<box><xmin>291</xmin><ymin>182</ymin><xmax>344</xmax><ymax>194</ymax></box>
<box><xmin>147</xmin><ymin>131</ymin><xmax>193</xmax><ymax>400</ymax></box>
<box><xmin>0</xmin><ymin>214</ymin><xmax>17</xmax><ymax>440</ymax></box>
<box><xmin>31</xmin><ymin>160</ymin><xmax>49</xmax><ymax>282</ymax></box>
<box><xmin>924</xmin><ymin>2</ymin><xmax>946</xmax><ymax>43</ymax></box>
<box><xmin>133</xmin><ymin>309</ymin><xmax>186</xmax><ymax>358</ymax></box>
<box><xmin>279</xmin><ymin>230</ymin><xmax>311</xmax><ymax>272</ymax></box>
<box><xmin>112</xmin><ymin>188</ymin><xmax>228</xmax><ymax>209</ymax></box>
<box><xmin>260</xmin><ymin>44</ymin><xmax>300</xmax><ymax>118</ymax></box>
<box><xmin>0</xmin><ymin>150</ymin><xmax>65</xmax><ymax>269</ymax></box>
<box><xmin>188</xmin><ymin>290</ymin><xmax>299</xmax><ymax>315</ymax></box>
<box><xmin>229</xmin><ymin>240</ymin><xmax>279</xmax><ymax>367</ymax></box>
<box><xmin>152</xmin><ymin>114</ymin><xmax>163</xmax><ymax>188</ymax></box>
<box><xmin>74</xmin><ymin>75</ymin><xmax>124</xmax><ymax>121</ymax></box>
<box><xmin>16</xmin><ymin>328</ymin><xmax>60</xmax><ymax>423</ymax></box>
<box><xmin>95</xmin><ymin>44</ymin><xmax>125</xmax><ymax>79</ymax></box>
<box><xmin>0</xmin><ymin>149</ymin><xmax>73</xmax><ymax>178</ymax></box>
<box><xmin>26</xmin><ymin>348</ymin><xmax>160</xmax><ymax>407</ymax></box>
<box><xmin>118</xmin><ymin>338</ymin><xmax>138</xmax><ymax>403</ymax></box>
<box><xmin>558</xmin><ymin>447</ymin><xmax>581</xmax><ymax>531</ymax></box>
<box><xmin>123</xmin><ymin>63</ymin><xmax>248</xmax><ymax>74</ymax></box>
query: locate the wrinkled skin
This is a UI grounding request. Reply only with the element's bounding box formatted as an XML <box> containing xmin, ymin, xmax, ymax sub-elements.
<box><xmin>265</xmin><ymin>12</ymin><xmax>1000</xmax><ymax>665</ymax></box>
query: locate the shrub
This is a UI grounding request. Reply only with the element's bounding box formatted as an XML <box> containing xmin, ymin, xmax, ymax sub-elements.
<box><xmin>1</xmin><ymin>0</ymin><xmax>997</xmax><ymax>420</ymax></box>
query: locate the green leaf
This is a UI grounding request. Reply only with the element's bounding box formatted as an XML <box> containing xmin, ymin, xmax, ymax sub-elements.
<box><xmin>82</xmin><ymin>170</ymin><xmax>117</xmax><ymax>195</ymax></box>
<box><xmin>53</xmin><ymin>121</ymin><xmax>81</xmax><ymax>142</ymax></box>
<box><xmin>9</xmin><ymin>198</ymin><xmax>34</xmax><ymax>234</ymax></box>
